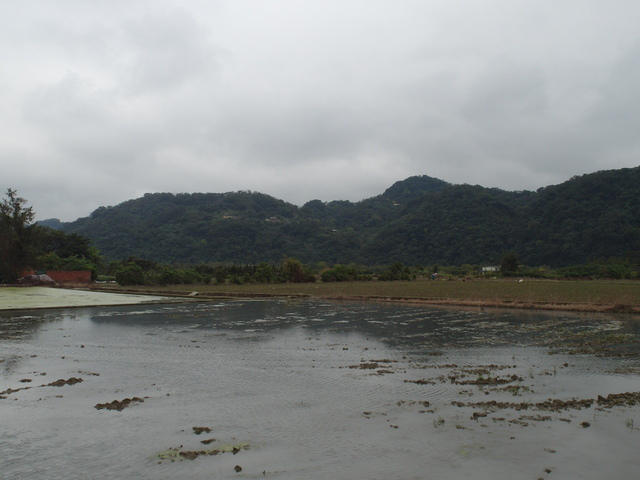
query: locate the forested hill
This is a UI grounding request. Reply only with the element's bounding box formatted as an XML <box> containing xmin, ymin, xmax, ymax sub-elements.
<box><xmin>59</xmin><ymin>168</ymin><xmax>640</xmax><ymax>267</ymax></box>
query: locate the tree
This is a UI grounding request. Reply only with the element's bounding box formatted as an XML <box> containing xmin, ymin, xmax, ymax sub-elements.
<box><xmin>32</xmin><ymin>227</ymin><xmax>103</xmax><ymax>277</ymax></box>
<box><xmin>378</xmin><ymin>261</ymin><xmax>412</xmax><ymax>281</ymax></box>
<box><xmin>0</xmin><ymin>189</ymin><xmax>36</xmax><ymax>282</ymax></box>
<box><xmin>254</xmin><ymin>263</ymin><xmax>276</xmax><ymax>283</ymax></box>
<box><xmin>500</xmin><ymin>251</ymin><xmax>520</xmax><ymax>275</ymax></box>
<box><xmin>281</xmin><ymin>257</ymin><xmax>315</xmax><ymax>283</ymax></box>
<box><xmin>114</xmin><ymin>263</ymin><xmax>146</xmax><ymax>286</ymax></box>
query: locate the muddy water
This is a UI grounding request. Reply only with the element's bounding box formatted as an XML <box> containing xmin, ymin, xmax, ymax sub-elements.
<box><xmin>1</xmin><ymin>300</ymin><xmax>639</xmax><ymax>480</ymax></box>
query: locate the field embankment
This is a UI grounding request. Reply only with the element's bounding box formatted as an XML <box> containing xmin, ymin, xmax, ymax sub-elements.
<box><xmin>88</xmin><ymin>278</ymin><xmax>640</xmax><ymax>314</ymax></box>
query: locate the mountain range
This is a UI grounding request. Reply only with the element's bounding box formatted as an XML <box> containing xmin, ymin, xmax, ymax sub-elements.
<box><xmin>43</xmin><ymin>167</ymin><xmax>640</xmax><ymax>267</ymax></box>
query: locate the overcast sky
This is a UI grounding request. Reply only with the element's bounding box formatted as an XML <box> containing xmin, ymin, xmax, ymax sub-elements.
<box><xmin>2</xmin><ymin>1</ymin><xmax>640</xmax><ymax>221</ymax></box>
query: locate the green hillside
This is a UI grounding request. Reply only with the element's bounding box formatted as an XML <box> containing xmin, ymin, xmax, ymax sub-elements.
<box><xmin>362</xmin><ymin>184</ymin><xmax>524</xmax><ymax>266</ymax></box>
<box><xmin>61</xmin><ymin>169</ymin><xmax>640</xmax><ymax>267</ymax></box>
<box><xmin>515</xmin><ymin>167</ymin><xmax>640</xmax><ymax>265</ymax></box>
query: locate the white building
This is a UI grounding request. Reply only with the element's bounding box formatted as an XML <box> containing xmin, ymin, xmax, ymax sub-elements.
<box><xmin>481</xmin><ymin>266</ymin><xmax>499</xmax><ymax>274</ymax></box>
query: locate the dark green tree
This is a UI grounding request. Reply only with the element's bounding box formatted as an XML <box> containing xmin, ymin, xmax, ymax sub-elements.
<box><xmin>281</xmin><ymin>257</ymin><xmax>315</xmax><ymax>283</ymax></box>
<box><xmin>254</xmin><ymin>263</ymin><xmax>277</xmax><ymax>283</ymax></box>
<box><xmin>378</xmin><ymin>261</ymin><xmax>413</xmax><ymax>281</ymax></box>
<box><xmin>114</xmin><ymin>263</ymin><xmax>146</xmax><ymax>286</ymax></box>
<box><xmin>32</xmin><ymin>227</ymin><xmax>103</xmax><ymax>278</ymax></box>
<box><xmin>500</xmin><ymin>251</ymin><xmax>520</xmax><ymax>275</ymax></box>
<box><xmin>0</xmin><ymin>189</ymin><xmax>36</xmax><ymax>282</ymax></box>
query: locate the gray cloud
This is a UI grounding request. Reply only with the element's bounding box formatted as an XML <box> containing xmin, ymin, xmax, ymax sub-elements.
<box><xmin>2</xmin><ymin>1</ymin><xmax>640</xmax><ymax>221</ymax></box>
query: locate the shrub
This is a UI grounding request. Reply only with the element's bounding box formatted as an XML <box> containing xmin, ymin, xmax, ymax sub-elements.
<box><xmin>115</xmin><ymin>264</ymin><xmax>146</xmax><ymax>286</ymax></box>
<box><xmin>321</xmin><ymin>264</ymin><xmax>360</xmax><ymax>282</ymax></box>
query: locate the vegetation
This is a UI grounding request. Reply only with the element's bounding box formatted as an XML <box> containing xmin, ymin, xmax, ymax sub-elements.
<box><xmin>54</xmin><ymin>167</ymin><xmax>640</xmax><ymax>268</ymax></box>
<box><xmin>0</xmin><ymin>189</ymin><xmax>36</xmax><ymax>282</ymax></box>
<box><xmin>2</xmin><ymin>186</ymin><xmax>638</xmax><ymax>316</ymax></box>
<box><xmin>95</xmin><ymin>254</ymin><xmax>640</xmax><ymax>288</ymax></box>
<box><xmin>4</xmin><ymin>166</ymin><xmax>640</xmax><ymax>292</ymax></box>
<box><xmin>107</xmin><ymin>256</ymin><xmax>319</xmax><ymax>286</ymax></box>
<box><xmin>31</xmin><ymin>228</ymin><xmax>103</xmax><ymax>279</ymax></box>
<box><xmin>0</xmin><ymin>189</ymin><xmax>103</xmax><ymax>282</ymax></box>
<box><xmin>500</xmin><ymin>252</ymin><xmax>520</xmax><ymax>275</ymax></box>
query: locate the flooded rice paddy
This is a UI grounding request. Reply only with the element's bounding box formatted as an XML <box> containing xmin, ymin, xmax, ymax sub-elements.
<box><xmin>1</xmin><ymin>299</ymin><xmax>639</xmax><ymax>479</ymax></box>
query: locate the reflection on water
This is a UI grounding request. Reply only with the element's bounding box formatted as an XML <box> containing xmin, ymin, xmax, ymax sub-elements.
<box><xmin>1</xmin><ymin>300</ymin><xmax>639</xmax><ymax>480</ymax></box>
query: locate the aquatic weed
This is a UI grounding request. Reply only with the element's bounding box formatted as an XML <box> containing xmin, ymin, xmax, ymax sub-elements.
<box><xmin>433</xmin><ymin>416</ymin><xmax>445</xmax><ymax>428</ymax></box>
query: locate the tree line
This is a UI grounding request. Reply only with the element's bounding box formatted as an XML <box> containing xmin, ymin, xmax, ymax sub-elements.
<box><xmin>3</xmin><ymin>188</ymin><xmax>639</xmax><ymax>286</ymax></box>
<box><xmin>0</xmin><ymin>189</ymin><xmax>417</xmax><ymax>285</ymax></box>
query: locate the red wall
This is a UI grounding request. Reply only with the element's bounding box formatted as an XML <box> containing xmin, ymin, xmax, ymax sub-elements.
<box><xmin>48</xmin><ymin>270</ymin><xmax>92</xmax><ymax>284</ymax></box>
<box><xmin>22</xmin><ymin>270</ymin><xmax>92</xmax><ymax>284</ymax></box>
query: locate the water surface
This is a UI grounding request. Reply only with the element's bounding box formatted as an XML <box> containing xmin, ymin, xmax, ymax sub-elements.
<box><xmin>1</xmin><ymin>300</ymin><xmax>639</xmax><ymax>479</ymax></box>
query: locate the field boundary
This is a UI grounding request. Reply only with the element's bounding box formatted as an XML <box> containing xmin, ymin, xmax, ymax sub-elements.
<box><xmin>84</xmin><ymin>285</ymin><xmax>640</xmax><ymax>314</ymax></box>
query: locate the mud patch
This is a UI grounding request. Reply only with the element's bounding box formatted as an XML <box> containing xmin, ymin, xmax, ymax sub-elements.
<box><xmin>452</xmin><ymin>391</ymin><xmax>640</xmax><ymax>413</ymax></box>
<box><xmin>95</xmin><ymin>397</ymin><xmax>145</xmax><ymax>411</ymax></box>
<box><xmin>46</xmin><ymin>377</ymin><xmax>83</xmax><ymax>387</ymax></box>
<box><xmin>192</xmin><ymin>426</ymin><xmax>212</xmax><ymax>435</ymax></box>
<box><xmin>157</xmin><ymin>442</ymin><xmax>250</xmax><ymax>462</ymax></box>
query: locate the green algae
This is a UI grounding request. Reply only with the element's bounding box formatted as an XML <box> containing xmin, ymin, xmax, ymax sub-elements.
<box><xmin>0</xmin><ymin>287</ymin><xmax>169</xmax><ymax>310</ymax></box>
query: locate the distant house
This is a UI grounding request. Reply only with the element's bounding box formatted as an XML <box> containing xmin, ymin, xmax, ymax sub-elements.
<box><xmin>482</xmin><ymin>266</ymin><xmax>499</xmax><ymax>274</ymax></box>
<box><xmin>265</xmin><ymin>216</ymin><xmax>290</xmax><ymax>224</ymax></box>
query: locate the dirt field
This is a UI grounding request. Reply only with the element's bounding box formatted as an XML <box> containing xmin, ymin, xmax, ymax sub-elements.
<box><xmin>87</xmin><ymin>278</ymin><xmax>640</xmax><ymax>313</ymax></box>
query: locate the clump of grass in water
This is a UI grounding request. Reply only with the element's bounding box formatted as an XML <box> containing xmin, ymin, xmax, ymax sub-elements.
<box><xmin>502</xmin><ymin>385</ymin><xmax>531</xmax><ymax>396</ymax></box>
<box><xmin>626</xmin><ymin>419</ymin><xmax>635</xmax><ymax>430</ymax></box>
<box><xmin>433</xmin><ymin>416</ymin><xmax>445</xmax><ymax>428</ymax></box>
